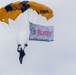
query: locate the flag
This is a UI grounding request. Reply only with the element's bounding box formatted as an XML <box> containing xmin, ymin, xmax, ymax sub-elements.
<box><xmin>29</xmin><ymin>22</ymin><xmax>54</xmax><ymax>42</ymax></box>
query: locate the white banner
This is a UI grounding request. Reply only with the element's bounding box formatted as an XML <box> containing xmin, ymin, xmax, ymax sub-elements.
<box><xmin>29</xmin><ymin>22</ymin><xmax>54</xmax><ymax>42</ymax></box>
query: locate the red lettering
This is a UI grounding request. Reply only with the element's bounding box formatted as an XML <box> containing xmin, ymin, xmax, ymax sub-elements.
<box><xmin>37</xmin><ymin>29</ymin><xmax>53</xmax><ymax>36</ymax></box>
<box><xmin>45</xmin><ymin>31</ymin><xmax>48</xmax><ymax>35</ymax></box>
<box><xmin>37</xmin><ymin>30</ymin><xmax>41</xmax><ymax>35</ymax></box>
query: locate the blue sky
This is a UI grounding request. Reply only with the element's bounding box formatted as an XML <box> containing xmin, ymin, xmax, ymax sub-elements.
<box><xmin>0</xmin><ymin>0</ymin><xmax>76</xmax><ymax>75</ymax></box>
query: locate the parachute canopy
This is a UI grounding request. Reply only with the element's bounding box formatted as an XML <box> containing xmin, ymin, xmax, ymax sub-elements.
<box><xmin>0</xmin><ymin>1</ymin><xmax>54</xmax><ymax>23</ymax></box>
<box><xmin>27</xmin><ymin>1</ymin><xmax>53</xmax><ymax>20</ymax></box>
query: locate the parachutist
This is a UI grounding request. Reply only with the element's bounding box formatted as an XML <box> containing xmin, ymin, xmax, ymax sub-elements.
<box><xmin>17</xmin><ymin>44</ymin><xmax>27</xmax><ymax>64</ymax></box>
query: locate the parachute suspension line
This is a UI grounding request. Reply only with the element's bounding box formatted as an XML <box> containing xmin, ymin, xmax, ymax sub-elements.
<box><xmin>29</xmin><ymin>9</ymin><xmax>33</xmax><ymax>23</ymax></box>
<box><xmin>18</xmin><ymin>9</ymin><xmax>30</xmax><ymax>47</ymax></box>
<box><xmin>31</xmin><ymin>10</ymin><xmax>39</xmax><ymax>24</ymax></box>
<box><xmin>16</xmin><ymin>17</ymin><xmax>21</xmax><ymax>45</ymax></box>
<box><xmin>19</xmin><ymin>11</ymin><xmax>29</xmax><ymax>47</ymax></box>
<box><xmin>25</xmin><ymin>9</ymin><xmax>30</xmax><ymax>44</ymax></box>
<box><xmin>8</xmin><ymin>24</ymin><xmax>19</xmax><ymax>45</ymax></box>
<box><xmin>41</xmin><ymin>17</ymin><xmax>47</xmax><ymax>25</ymax></box>
<box><xmin>1</xmin><ymin>22</ymin><xmax>18</xmax><ymax>45</ymax></box>
<box><xmin>1</xmin><ymin>23</ymin><xmax>14</xmax><ymax>40</ymax></box>
<box><xmin>15</xmin><ymin>20</ymin><xmax>21</xmax><ymax>45</ymax></box>
<box><xmin>8</xmin><ymin>19</ymin><xmax>20</xmax><ymax>45</ymax></box>
<box><xmin>36</xmin><ymin>14</ymin><xmax>47</xmax><ymax>25</ymax></box>
<box><xmin>22</xmin><ymin>17</ymin><xmax>25</xmax><ymax>46</ymax></box>
<box><xmin>16</xmin><ymin>13</ymin><xmax>25</xmax><ymax>47</ymax></box>
<box><xmin>19</xmin><ymin>15</ymin><xmax>25</xmax><ymax>47</ymax></box>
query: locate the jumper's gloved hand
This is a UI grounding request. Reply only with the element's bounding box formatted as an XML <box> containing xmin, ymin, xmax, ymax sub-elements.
<box><xmin>18</xmin><ymin>44</ymin><xmax>21</xmax><ymax>47</ymax></box>
<box><xmin>25</xmin><ymin>44</ymin><xmax>28</xmax><ymax>47</ymax></box>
